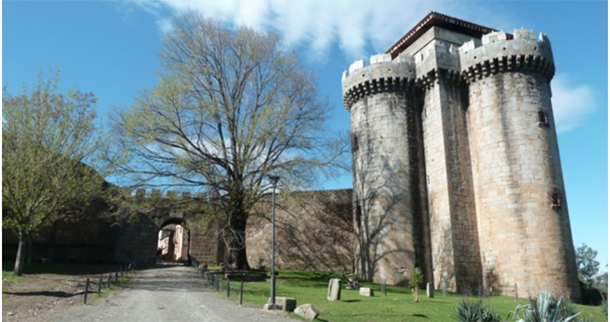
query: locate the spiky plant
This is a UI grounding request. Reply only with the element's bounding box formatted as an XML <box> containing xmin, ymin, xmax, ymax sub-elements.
<box><xmin>510</xmin><ymin>292</ymin><xmax>581</xmax><ymax>322</ymax></box>
<box><xmin>454</xmin><ymin>299</ymin><xmax>502</xmax><ymax>322</ymax></box>
<box><xmin>410</xmin><ymin>267</ymin><xmax>423</xmax><ymax>302</ymax></box>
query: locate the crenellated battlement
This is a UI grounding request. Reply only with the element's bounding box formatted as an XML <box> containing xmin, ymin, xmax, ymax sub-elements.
<box><xmin>343</xmin><ymin>28</ymin><xmax>555</xmax><ymax>108</ymax></box>
<box><xmin>459</xmin><ymin>28</ymin><xmax>554</xmax><ymax>83</ymax></box>
<box><xmin>342</xmin><ymin>53</ymin><xmax>418</xmax><ymax>109</ymax></box>
<box><xmin>344</xmin><ymin>12</ymin><xmax>581</xmax><ymax>301</ymax></box>
<box><xmin>133</xmin><ymin>188</ymin><xmax>206</xmax><ymax>202</ymax></box>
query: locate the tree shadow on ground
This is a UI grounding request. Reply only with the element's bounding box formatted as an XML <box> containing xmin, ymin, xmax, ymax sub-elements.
<box><xmin>2</xmin><ymin>291</ymin><xmax>84</xmax><ymax>298</ymax></box>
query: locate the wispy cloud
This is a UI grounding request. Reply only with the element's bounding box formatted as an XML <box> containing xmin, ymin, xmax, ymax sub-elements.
<box><xmin>551</xmin><ymin>74</ymin><xmax>596</xmax><ymax>134</ymax></box>
<box><xmin>117</xmin><ymin>0</ymin><xmax>507</xmax><ymax>60</ymax></box>
<box><xmin>117</xmin><ymin>0</ymin><xmax>595</xmax><ymax>133</ymax></box>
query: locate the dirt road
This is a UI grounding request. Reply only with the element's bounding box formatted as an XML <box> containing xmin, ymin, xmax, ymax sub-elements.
<box><xmin>45</xmin><ymin>265</ymin><xmax>297</xmax><ymax>322</ymax></box>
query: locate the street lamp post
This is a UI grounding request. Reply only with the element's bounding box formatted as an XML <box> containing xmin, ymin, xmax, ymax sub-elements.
<box><xmin>267</xmin><ymin>175</ymin><xmax>280</xmax><ymax>308</ymax></box>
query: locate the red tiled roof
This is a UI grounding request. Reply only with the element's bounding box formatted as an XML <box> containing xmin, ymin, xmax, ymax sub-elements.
<box><xmin>387</xmin><ymin>12</ymin><xmax>511</xmax><ymax>58</ymax></box>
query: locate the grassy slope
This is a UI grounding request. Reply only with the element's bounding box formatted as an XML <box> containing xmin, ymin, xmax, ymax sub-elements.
<box><xmin>221</xmin><ymin>270</ymin><xmax>606</xmax><ymax>322</ymax></box>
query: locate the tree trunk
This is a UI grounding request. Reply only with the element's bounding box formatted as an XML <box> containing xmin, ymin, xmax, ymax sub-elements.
<box><xmin>13</xmin><ymin>228</ymin><xmax>26</xmax><ymax>276</ymax></box>
<box><xmin>224</xmin><ymin>228</ymin><xmax>250</xmax><ymax>270</ymax></box>
<box><xmin>223</xmin><ymin>209</ymin><xmax>250</xmax><ymax>270</ymax></box>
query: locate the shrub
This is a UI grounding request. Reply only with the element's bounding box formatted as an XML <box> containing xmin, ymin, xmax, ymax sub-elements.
<box><xmin>510</xmin><ymin>292</ymin><xmax>581</xmax><ymax>322</ymax></box>
<box><xmin>454</xmin><ymin>299</ymin><xmax>502</xmax><ymax>322</ymax></box>
<box><xmin>410</xmin><ymin>267</ymin><xmax>423</xmax><ymax>302</ymax></box>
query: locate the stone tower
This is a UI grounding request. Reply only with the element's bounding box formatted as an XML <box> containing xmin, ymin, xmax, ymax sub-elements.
<box><xmin>342</xmin><ymin>12</ymin><xmax>581</xmax><ymax>300</ymax></box>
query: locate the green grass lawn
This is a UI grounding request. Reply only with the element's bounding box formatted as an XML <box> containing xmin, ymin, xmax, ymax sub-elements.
<box><xmin>215</xmin><ymin>270</ymin><xmax>606</xmax><ymax>322</ymax></box>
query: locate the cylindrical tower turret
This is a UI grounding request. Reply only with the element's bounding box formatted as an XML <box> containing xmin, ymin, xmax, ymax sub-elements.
<box><xmin>460</xmin><ymin>29</ymin><xmax>581</xmax><ymax>300</ymax></box>
<box><xmin>342</xmin><ymin>54</ymin><xmax>430</xmax><ymax>285</ymax></box>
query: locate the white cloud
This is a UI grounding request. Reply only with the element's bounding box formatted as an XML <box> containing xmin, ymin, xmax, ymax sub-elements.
<box><xmin>551</xmin><ymin>74</ymin><xmax>596</xmax><ymax>134</ymax></box>
<box><xmin>117</xmin><ymin>0</ymin><xmax>596</xmax><ymax>133</ymax></box>
<box><xmin>118</xmin><ymin>0</ymin><xmax>486</xmax><ymax>60</ymax></box>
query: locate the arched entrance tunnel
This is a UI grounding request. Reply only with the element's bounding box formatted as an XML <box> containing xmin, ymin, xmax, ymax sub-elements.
<box><xmin>157</xmin><ymin>218</ymin><xmax>190</xmax><ymax>264</ymax></box>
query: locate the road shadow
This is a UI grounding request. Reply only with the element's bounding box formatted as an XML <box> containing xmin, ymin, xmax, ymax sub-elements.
<box><xmin>3</xmin><ymin>291</ymin><xmax>84</xmax><ymax>298</ymax></box>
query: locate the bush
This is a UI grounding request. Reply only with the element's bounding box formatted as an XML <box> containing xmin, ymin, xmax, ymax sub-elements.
<box><xmin>510</xmin><ymin>292</ymin><xmax>582</xmax><ymax>322</ymax></box>
<box><xmin>580</xmin><ymin>281</ymin><xmax>604</xmax><ymax>305</ymax></box>
<box><xmin>454</xmin><ymin>299</ymin><xmax>502</xmax><ymax>322</ymax></box>
<box><xmin>410</xmin><ymin>267</ymin><xmax>423</xmax><ymax>302</ymax></box>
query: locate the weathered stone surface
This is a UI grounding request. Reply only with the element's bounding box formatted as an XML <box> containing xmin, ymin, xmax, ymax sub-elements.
<box><xmin>359</xmin><ymin>287</ymin><xmax>374</xmax><ymax>297</ymax></box>
<box><xmin>341</xmin><ymin>12</ymin><xmax>581</xmax><ymax>301</ymax></box>
<box><xmin>327</xmin><ymin>278</ymin><xmax>341</xmax><ymax>301</ymax></box>
<box><xmin>262</xmin><ymin>303</ymin><xmax>282</xmax><ymax>311</ymax></box>
<box><xmin>294</xmin><ymin>304</ymin><xmax>320</xmax><ymax>320</ymax></box>
<box><xmin>275</xmin><ymin>297</ymin><xmax>297</xmax><ymax>311</ymax></box>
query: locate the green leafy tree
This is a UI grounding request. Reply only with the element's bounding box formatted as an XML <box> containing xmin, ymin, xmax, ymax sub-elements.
<box><xmin>110</xmin><ymin>12</ymin><xmax>348</xmax><ymax>270</ymax></box>
<box><xmin>576</xmin><ymin>243</ymin><xmax>600</xmax><ymax>285</ymax></box>
<box><xmin>2</xmin><ymin>70</ymin><xmax>108</xmax><ymax>275</ymax></box>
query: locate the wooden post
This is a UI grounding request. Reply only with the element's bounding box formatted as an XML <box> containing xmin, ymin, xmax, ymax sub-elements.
<box><xmin>239</xmin><ymin>280</ymin><xmax>244</xmax><ymax>306</ymax></box>
<box><xmin>98</xmin><ymin>276</ymin><xmax>103</xmax><ymax>295</ymax></box>
<box><xmin>108</xmin><ymin>272</ymin><xmax>112</xmax><ymax>287</ymax></box>
<box><xmin>226</xmin><ymin>279</ymin><xmax>231</xmax><ymax>297</ymax></box>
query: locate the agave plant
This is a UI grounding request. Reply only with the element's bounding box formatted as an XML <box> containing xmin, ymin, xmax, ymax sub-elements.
<box><xmin>510</xmin><ymin>292</ymin><xmax>581</xmax><ymax>322</ymax></box>
<box><xmin>410</xmin><ymin>267</ymin><xmax>423</xmax><ymax>302</ymax></box>
<box><xmin>454</xmin><ymin>299</ymin><xmax>502</xmax><ymax>322</ymax></box>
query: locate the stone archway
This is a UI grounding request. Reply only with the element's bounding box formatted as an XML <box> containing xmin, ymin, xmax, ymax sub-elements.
<box><xmin>157</xmin><ymin>217</ymin><xmax>190</xmax><ymax>264</ymax></box>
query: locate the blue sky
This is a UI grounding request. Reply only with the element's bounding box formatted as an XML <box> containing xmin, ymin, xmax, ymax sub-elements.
<box><xmin>2</xmin><ymin>1</ymin><xmax>607</xmax><ymax>271</ymax></box>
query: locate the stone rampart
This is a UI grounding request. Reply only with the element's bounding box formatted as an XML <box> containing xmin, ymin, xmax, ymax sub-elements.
<box><xmin>459</xmin><ymin>29</ymin><xmax>554</xmax><ymax>83</ymax></box>
<box><xmin>342</xmin><ymin>19</ymin><xmax>581</xmax><ymax>301</ymax></box>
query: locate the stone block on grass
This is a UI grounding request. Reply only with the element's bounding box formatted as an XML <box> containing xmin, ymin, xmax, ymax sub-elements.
<box><xmin>275</xmin><ymin>297</ymin><xmax>297</xmax><ymax>311</ymax></box>
<box><xmin>295</xmin><ymin>304</ymin><xmax>319</xmax><ymax>320</ymax></box>
<box><xmin>327</xmin><ymin>278</ymin><xmax>341</xmax><ymax>301</ymax></box>
<box><xmin>359</xmin><ymin>287</ymin><xmax>374</xmax><ymax>296</ymax></box>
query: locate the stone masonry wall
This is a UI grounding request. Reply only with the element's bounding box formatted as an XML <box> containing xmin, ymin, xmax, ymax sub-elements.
<box><xmin>246</xmin><ymin>189</ymin><xmax>353</xmax><ymax>272</ymax></box>
<box><xmin>342</xmin><ymin>23</ymin><xmax>582</xmax><ymax>301</ymax></box>
<box><xmin>462</xmin><ymin>30</ymin><xmax>580</xmax><ymax>299</ymax></box>
<box><xmin>343</xmin><ymin>54</ymin><xmax>431</xmax><ymax>285</ymax></box>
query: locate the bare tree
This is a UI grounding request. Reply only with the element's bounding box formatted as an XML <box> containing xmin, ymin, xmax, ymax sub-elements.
<box><xmin>110</xmin><ymin>12</ymin><xmax>348</xmax><ymax>269</ymax></box>
<box><xmin>2</xmin><ymin>70</ymin><xmax>108</xmax><ymax>275</ymax></box>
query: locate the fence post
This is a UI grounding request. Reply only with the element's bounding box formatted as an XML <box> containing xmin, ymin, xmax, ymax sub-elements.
<box><xmin>84</xmin><ymin>278</ymin><xmax>90</xmax><ymax>304</ymax></box>
<box><xmin>216</xmin><ymin>277</ymin><xmax>220</xmax><ymax>291</ymax></box>
<box><xmin>226</xmin><ymin>278</ymin><xmax>230</xmax><ymax>297</ymax></box>
<box><xmin>120</xmin><ymin>265</ymin><xmax>123</xmax><ymax>277</ymax></box>
<box><xmin>98</xmin><ymin>275</ymin><xmax>103</xmax><ymax>295</ymax></box>
<box><xmin>115</xmin><ymin>269</ymin><xmax>119</xmax><ymax>282</ymax></box>
<box><xmin>239</xmin><ymin>280</ymin><xmax>244</xmax><ymax>306</ymax></box>
<box><xmin>108</xmin><ymin>272</ymin><xmax>112</xmax><ymax>287</ymax></box>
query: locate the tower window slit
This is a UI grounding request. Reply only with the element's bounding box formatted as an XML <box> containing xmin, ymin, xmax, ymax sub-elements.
<box><xmin>538</xmin><ymin>110</ymin><xmax>549</xmax><ymax>127</ymax></box>
<box><xmin>551</xmin><ymin>187</ymin><xmax>563</xmax><ymax>209</ymax></box>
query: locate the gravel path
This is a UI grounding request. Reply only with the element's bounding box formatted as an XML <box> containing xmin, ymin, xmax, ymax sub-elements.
<box><xmin>46</xmin><ymin>265</ymin><xmax>298</xmax><ymax>322</ymax></box>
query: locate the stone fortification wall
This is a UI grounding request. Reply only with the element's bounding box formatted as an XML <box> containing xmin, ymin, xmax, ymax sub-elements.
<box><xmin>2</xmin><ymin>199</ymin><xmax>122</xmax><ymax>264</ymax></box>
<box><xmin>343</xmin><ymin>55</ymin><xmax>431</xmax><ymax>285</ymax></box>
<box><xmin>342</xmin><ymin>23</ymin><xmax>581</xmax><ymax>301</ymax></box>
<box><xmin>460</xmin><ymin>29</ymin><xmax>580</xmax><ymax>300</ymax></box>
<box><xmin>3</xmin><ymin>189</ymin><xmax>353</xmax><ymax>274</ymax></box>
<box><xmin>246</xmin><ymin>189</ymin><xmax>353</xmax><ymax>273</ymax></box>
<box><xmin>416</xmin><ymin>41</ymin><xmax>482</xmax><ymax>293</ymax></box>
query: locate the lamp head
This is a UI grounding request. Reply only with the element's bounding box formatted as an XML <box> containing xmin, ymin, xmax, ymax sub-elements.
<box><xmin>267</xmin><ymin>175</ymin><xmax>280</xmax><ymax>186</ymax></box>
